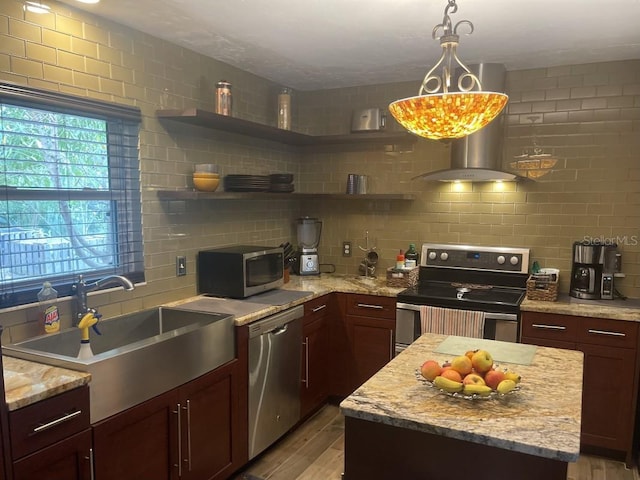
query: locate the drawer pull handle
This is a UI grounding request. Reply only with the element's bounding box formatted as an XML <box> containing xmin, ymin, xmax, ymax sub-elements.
<box><xmin>588</xmin><ymin>329</ymin><xmax>626</xmax><ymax>337</ymax></box>
<box><xmin>531</xmin><ymin>324</ymin><xmax>566</xmax><ymax>331</ymax></box>
<box><xmin>357</xmin><ymin>303</ymin><xmax>384</xmax><ymax>310</ymax></box>
<box><xmin>312</xmin><ymin>304</ymin><xmax>327</xmax><ymax>313</ymax></box>
<box><xmin>33</xmin><ymin>409</ymin><xmax>82</xmax><ymax>433</ymax></box>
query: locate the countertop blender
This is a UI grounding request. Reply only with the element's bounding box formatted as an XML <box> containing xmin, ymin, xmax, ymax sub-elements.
<box><xmin>296</xmin><ymin>217</ymin><xmax>322</xmax><ymax>275</ymax></box>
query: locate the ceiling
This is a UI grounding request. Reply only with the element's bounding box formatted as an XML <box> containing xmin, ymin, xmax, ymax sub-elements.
<box><xmin>57</xmin><ymin>0</ymin><xmax>640</xmax><ymax>91</ymax></box>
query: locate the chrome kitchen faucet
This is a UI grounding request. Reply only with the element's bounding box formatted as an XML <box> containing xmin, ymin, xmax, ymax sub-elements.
<box><xmin>72</xmin><ymin>274</ymin><xmax>135</xmax><ymax>324</ymax></box>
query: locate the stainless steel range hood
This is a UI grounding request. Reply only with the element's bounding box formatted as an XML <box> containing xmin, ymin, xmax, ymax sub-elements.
<box><xmin>414</xmin><ymin>64</ymin><xmax>524</xmax><ymax>182</ymax></box>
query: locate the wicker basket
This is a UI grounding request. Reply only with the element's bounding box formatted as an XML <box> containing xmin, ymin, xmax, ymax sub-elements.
<box><xmin>386</xmin><ymin>267</ymin><xmax>419</xmax><ymax>288</ymax></box>
<box><xmin>526</xmin><ymin>275</ymin><xmax>559</xmax><ymax>302</ymax></box>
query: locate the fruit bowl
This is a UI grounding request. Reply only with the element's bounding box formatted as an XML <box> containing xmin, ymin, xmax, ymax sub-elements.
<box><xmin>417</xmin><ymin>349</ymin><xmax>522</xmax><ymax>401</ymax></box>
<box><xmin>414</xmin><ymin>368</ymin><xmax>521</xmax><ymax>401</ymax></box>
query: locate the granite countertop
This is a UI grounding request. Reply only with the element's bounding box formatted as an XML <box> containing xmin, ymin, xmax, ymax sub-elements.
<box><xmin>3</xmin><ymin>356</ymin><xmax>91</xmax><ymax>411</ymax></box>
<box><xmin>167</xmin><ymin>273</ymin><xmax>404</xmax><ymax>327</ymax></box>
<box><xmin>522</xmin><ymin>293</ymin><xmax>640</xmax><ymax>321</ymax></box>
<box><xmin>2</xmin><ymin>273</ymin><xmax>398</xmax><ymax>409</ymax></box>
<box><xmin>340</xmin><ymin>333</ymin><xmax>583</xmax><ymax>463</ymax></box>
<box><xmin>5</xmin><ymin>272</ymin><xmax>634</xmax><ymax>414</ymax></box>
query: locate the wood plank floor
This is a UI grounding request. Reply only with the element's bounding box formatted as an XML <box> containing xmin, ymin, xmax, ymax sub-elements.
<box><xmin>234</xmin><ymin>402</ymin><xmax>640</xmax><ymax>480</ymax></box>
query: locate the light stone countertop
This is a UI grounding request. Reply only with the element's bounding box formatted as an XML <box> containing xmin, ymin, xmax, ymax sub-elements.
<box><xmin>166</xmin><ymin>273</ymin><xmax>404</xmax><ymax>327</ymax></box>
<box><xmin>5</xmin><ymin>273</ymin><xmax>635</xmax><ymax>414</ymax></box>
<box><xmin>522</xmin><ymin>293</ymin><xmax>640</xmax><ymax>321</ymax></box>
<box><xmin>340</xmin><ymin>333</ymin><xmax>583</xmax><ymax>463</ymax></box>
<box><xmin>3</xmin><ymin>356</ymin><xmax>90</xmax><ymax>411</ymax></box>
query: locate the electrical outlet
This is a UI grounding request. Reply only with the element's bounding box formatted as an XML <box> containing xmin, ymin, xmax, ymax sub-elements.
<box><xmin>176</xmin><ymin>256</ymin><xmax>187</xmax><ymax>276</ymax></box>
<box><xmin>342</xmin><ymin>241</ymin><xmax>352</xmax><ymax>257</ymax></box>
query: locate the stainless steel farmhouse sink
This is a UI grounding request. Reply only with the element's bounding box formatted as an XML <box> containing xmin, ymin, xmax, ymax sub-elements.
<box><xmin>4</xmin><ymin>307</ymin><xmax>235</xmax><ymax>423</ymax></box>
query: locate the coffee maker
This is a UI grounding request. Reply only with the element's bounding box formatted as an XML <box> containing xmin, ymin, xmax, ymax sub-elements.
<box><xmin>569</xmin><ymin>241</ymin><xmax>618</xmax><ymax>300</ymax></box>
<box><xmin>295</xmin><ymin>217</ymin><xmax>322</xmax><ymax>275</ymax></box>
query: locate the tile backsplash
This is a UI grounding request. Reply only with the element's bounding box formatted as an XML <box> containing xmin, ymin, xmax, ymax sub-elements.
<box><xmin>0</xmin><ymin>0</ymin><xmax>638</xmax><ymax>341</ymax></box>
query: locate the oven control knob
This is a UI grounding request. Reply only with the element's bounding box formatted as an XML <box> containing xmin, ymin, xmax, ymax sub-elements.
<box><xmin>497</xmin><ymin>255</ymin><xmax>506</xmax><ymax>265</ymax></box>
<box><xmin>510</xmin><ymin>256</ymin><xmax>519</xmax><ymax>266</ymax></box>
<box><xmin>428</xmin><ymin>251</ymin><xmax>437</xmax><ymax>260</ymax></box>
<box><xmin>439</xmin><ymin>252</ymin><xmax>449</xmax><ymax>261</ymax></box>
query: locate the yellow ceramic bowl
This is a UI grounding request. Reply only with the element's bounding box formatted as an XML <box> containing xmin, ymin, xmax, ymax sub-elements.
<box><xmin>193</xmin><ymin>177</ymin><xmax>220</xmax><ymax>192</ymax></box>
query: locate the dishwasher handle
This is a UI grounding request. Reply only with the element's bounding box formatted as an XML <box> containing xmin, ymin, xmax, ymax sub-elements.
<box><xmin>269</xmin><ymin>324</ymin><xmax>289</xmax><ymax>336</ymax></box>
<box><xmin>248</xmin><ymin>304</ymin><xmax>304</xmax><ymax>338</ymax></box>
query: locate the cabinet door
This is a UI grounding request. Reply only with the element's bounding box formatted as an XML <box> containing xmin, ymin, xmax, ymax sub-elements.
<box><xmin>301</xmin><ymin>314</ymin><xmax>329</xmax><ymax>417</ymax></box>
<box><xmin>92</xmin><ymin>390</ymin><xmax>179</xmax><ymax>480</ymax></box>
<box><xmin>13</xmin><ymin>429</ymin><xmax>92</xmax><ymax>480</ymax></box>
<box><xmin>179</xmin><ymin>359</ymin><xmax>241</xmax><ymax>480</ymax></box>
<box><xmin>579</xmin><ymin>342</ymin><xmax>637</xmax><ymax>452</ymax></box>
<box><xmin>347</xmin><ymin>315</ymin><xmax>395</xmax><ymax>389</ymax></box>
<box><xmin>328</xmin><ymin>294</ymin><xmax>354</xmax><ymax>397</ymax></box>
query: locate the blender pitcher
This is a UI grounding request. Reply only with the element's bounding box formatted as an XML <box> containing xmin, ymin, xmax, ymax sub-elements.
<box><xmin>296</xmin><ymin>217</ymin><xmax>322</xmax><ymax>275</ymax></box>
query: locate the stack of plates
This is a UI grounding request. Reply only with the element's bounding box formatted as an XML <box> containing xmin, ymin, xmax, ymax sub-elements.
<box><xmin>269</xmin><ymin>173</ymin><xmax>294</xmax><ymax>193</ymax></box>
<box><xmin>224</xmin><ymin>175</ymin><xmax>270</xmax><ymax>192</ymax></box>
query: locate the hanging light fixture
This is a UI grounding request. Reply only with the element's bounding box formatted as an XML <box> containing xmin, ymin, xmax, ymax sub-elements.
<box><xmin>388</xmin><ymin>0</ymin><xmax>508</xmax><ymax>140</ymax></box>
<box><xmin>509</xmin><ymin>116</ymin><xmax>558</xmax><ymax>179</ymax></box>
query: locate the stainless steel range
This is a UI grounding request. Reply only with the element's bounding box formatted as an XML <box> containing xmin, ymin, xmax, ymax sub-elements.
<box><xmin>395</xmin><ymin>243</ymin><xmax>530</xmax><ymax>353</ymax></box>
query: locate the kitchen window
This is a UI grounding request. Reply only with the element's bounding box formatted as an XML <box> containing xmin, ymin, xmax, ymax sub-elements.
<box><xmin>0</xmin><ymin>82</ymin><xmax>144</xmax><ymax>309</ymax></box>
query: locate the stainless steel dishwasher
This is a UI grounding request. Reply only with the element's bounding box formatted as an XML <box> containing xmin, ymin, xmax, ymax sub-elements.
<box><xmin>248</xmin><ymin>305</ymin><xmax>303</xmax><ymax>459</ymax></box>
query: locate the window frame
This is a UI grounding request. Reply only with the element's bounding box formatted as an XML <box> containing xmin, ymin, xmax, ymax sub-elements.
<box><xmin>0</xmin><ymin>82</ymin><xmax>144</xmax><ymax>309</ymax></box>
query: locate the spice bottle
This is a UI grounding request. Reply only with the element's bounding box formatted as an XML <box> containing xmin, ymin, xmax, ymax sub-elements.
<box><xmin>405</xmin><ymin>243</ymin><xmax>419</xmax><ymax>268</ymax></box>
<box><xmin>215</xmin><ymin>81</ymin><xmax>233</xmax><ymax>116</ymax></box>
<box><xmin>396</xmin><ymin>250</ymin><xmax>405</xmax><ymax>270</ymax></box>
<box><xmin>37</xmin><ymin>282</ymin><xmax>60</xmax><ymax>334</ymax></box>
<box><xmin>277</xmin><ymin>88</ymin><xmax>291</xmax><ymax>130</ymax></box>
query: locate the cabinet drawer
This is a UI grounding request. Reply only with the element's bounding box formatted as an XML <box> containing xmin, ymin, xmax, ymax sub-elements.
<box><xmin>346</xmin><ymin>294</ymin><xmax>396</xmax><ymax>320</ymax></box>
<box><xmin>521</xmin><ymin>312</ymin><xmax>578</xmax><ymax>342</ymax></box>
<box><xmin>304</xmin><ymin>294</ymin><xmax>331</xmax><ymax>324</ymax></box>
<box><xmin>10</xmin><ymin>385</ymin><xmax>90</xmax><ymax>459</ymax></box>
<box><xmin>577</xmin><ymin>317</ymin><xmax>638</xmax><ymax>349</ymax></box>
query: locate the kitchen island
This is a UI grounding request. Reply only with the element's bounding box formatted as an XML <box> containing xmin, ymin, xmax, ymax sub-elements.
<box><xmin>340</xmin><ymin>333</ymin><xmax>583</xmax><ymax>480</ymax></box>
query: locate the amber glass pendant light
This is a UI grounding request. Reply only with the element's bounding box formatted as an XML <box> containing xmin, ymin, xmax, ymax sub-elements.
<box><xmin>389</xmin><ymin>0</ymin><xmax>508</xmax><ymax>140</ymax></box>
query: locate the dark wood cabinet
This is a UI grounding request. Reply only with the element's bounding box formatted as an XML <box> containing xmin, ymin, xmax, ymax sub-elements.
<box><xmin>92</xmin><ymin>387</ymin><xmax>177</xmax><ymax>480</ymax></box>
<box><xmin>332</xmin><ymin>294</ymin><xmax>396</xmax><ymax>394</ymax></box>
<box><xmin>521</xmin><ymin>311</ymin><xmax>640</xmax><ymax>465</ymax></box>
<box><xmin>12</xmin><ymin>429</ymin><xmax>92</xmax><ymax>480</ymax></box>
<box><xmin>301</xmin><ymin>295</ymin><xmax>331</xmax><ymax>417</ymax></box>
<box><xmin>92</xmin><ymin>358</ymin><xmax>244</xmax><ymax>480</ymax></box>
<box><xmin>8</xmin><ymin>385</ymin><xmax>91</xmax><ymax>480</ymax></box>
<box><xmin>178</xmin><ymin>359</ymin><xmax>243</xmax><ymax>480</ymax></box>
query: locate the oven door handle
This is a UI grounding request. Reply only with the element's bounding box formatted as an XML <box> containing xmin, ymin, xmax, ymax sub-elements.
<box><xmin>397</xmin><ymin>303</ymin><xmax>517</xmax><ymax>322</ymax></box>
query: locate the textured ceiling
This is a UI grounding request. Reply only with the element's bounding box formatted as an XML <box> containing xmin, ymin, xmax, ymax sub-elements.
<box><xmin>57</xmin><ymin>0</ymin><xmax>640</xmax><ymax>91</ymax></box>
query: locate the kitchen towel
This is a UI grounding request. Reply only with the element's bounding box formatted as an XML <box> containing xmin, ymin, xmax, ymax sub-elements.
<box><xmin>420</xmin><ymin>306</ymin><xmax>485</xmax><ymax>339</ymax></box>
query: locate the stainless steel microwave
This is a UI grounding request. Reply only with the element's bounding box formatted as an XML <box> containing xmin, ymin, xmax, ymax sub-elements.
<box><xmin>197</xmin><ymin>245</ymin><xmax>284</xmax><ymax>298</ymax></box>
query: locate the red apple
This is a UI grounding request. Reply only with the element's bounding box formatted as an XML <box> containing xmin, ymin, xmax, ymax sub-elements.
<box><xmin>462</xmin><ymin>373</ymin><xmax>486</xmax><ymax>386</ymax></box>
<box><xmin>421</xmin><ymin>360</ymin><xmax>442</xmax><ymax>381</ymax></box>
<box><xmin>484</xmin><ymin>369</ymin><xmax>506</xmax><ymax>390</ymax></box>
<box><xmin>471</xmin><ymin>350</ymin><xmax>494</xmax><ymax>373</ymax></box>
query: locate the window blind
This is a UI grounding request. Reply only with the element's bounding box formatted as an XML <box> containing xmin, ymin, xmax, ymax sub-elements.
<box><xmin>0</xmin><ymin>82</ymin><xmax>144</xmax><ymax>308</ymax></box>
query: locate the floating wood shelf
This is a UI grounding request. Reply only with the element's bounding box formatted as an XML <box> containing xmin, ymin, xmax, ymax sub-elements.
<box><xmin>156</xmin><ymin>108</ymin><xmax>416</xmax><ymax>147</ymax></box>
<box><xmin>156</xmin><ymin>190</ymin><xmax>415</xmax><ymax>201</ymax></box>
